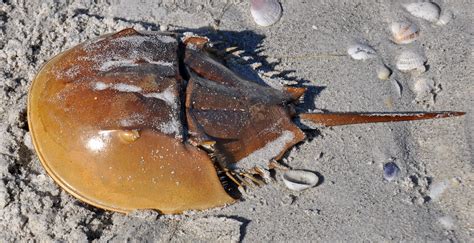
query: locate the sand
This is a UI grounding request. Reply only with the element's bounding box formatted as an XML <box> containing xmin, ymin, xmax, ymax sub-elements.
<box><xmin>0</xmin><ymin>0</ymin><xmax>472</xmax><ymax>241</ymax></box>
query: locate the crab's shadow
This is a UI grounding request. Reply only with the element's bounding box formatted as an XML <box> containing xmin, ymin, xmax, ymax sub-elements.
<box><xmin>174</xmin><ymin>26</ymin><xmax>326</xmax><ymax>111</ymax></box>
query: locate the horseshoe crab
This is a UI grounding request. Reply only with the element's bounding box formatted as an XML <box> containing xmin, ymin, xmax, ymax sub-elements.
<box><xmin>27</xmin><ymin>28</ymin><xmax>464</xmax><ymax>214</ymax></box>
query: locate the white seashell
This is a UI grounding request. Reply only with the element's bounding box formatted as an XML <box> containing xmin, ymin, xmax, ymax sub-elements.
<box><xmin>250</xmin><ymin>0</ymin><xmax>283</xmax><ymax>27</ymax></box>
<box><xmin>436</xmin><ymin>10</ymin><xmax>454</xmax><ymax>26</ymax></box>
<box><xmin>413</xmin><ymin>78</ymin><xmax>440</xmax><ymax>103</ymax></box>
<box><xmin>403</xmin><ymin>2</ymin><xmax>440</xmax><ymax>22</ymax></box>
<box><xmin>377</xmin><ymin>64</ymin><xmax>392</xmax><ymax>80</ymax></box>
<box><xmin>282</xmin><ymin>170</ymin><xmax>319</xmax><ymax>191</ymax></box>
<box><xmin>159</xmin><ymin>24</ymin><xmax>168</xmax><ymax>32</ymax></box>
<box><xmin>396</xmin><ymin>50</ymin><xmax>427</xmax><ymax>73</ymax></box>
<box><xmin>410</xmin><ymin>78</ymin><xmax>440</xmax><ymax>106</ymax></box>
<box><xmin>413</xmin><ymin>78</ymin><xmax>435</xmax><ymax>97</ymax></box>
<box><xmin>347</xmin><ymin>43</ymin><xmax>377</xmax><ymax>60</ymax></box>
<box><xmin>391</xmin><ymin>21</ymin><xmax>419</xmax><ymax>44</ymax></box>
<box><xmin>438</xmin><ymin>216</ymin><xmax>454</xmax><ymax>230</ymax></box>
<box><xmin>391</xmin><ymin>79</ymin><xmax>403</xmax><ymax>97</ymax></box>
<box><xmin>428</xmin><ymin>180</ymin><xmax>450</xmax><ymax>201</ymax></box>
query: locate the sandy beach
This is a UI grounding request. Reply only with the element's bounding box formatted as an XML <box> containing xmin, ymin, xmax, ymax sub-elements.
<box><xmin>0</xmin><ymin>0</ymin><xmax>472</xmax><ymax>241</ymax></box>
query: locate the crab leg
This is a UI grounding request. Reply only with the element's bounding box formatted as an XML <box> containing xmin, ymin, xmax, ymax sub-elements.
<box><xmin>225</xmin><ymin>170</ymin><xmax>243</xmax><ymax>188</ymax></box>
<box><xmin>234</xmin><ymin>173</ymin><xmax>253</xmax><ymax>187</ymax></box>
<box><xmin>299</xmin><ymin>111</ymin><xmax>465</xmax><ymax>127</ymax></box>
<box><xmin>241</xmin><ymin>172</ymin><xmax>266</xmax><ymax>186</ymax></box>
<box><xmin>284</xmin><ymin>86</ymin><xmax>307</xmax><ymax>101</ymax></box>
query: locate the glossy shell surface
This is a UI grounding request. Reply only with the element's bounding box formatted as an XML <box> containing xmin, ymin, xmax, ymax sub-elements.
<box><xmin>391</xmin><ymin>21</ymin><xmax>419</xmax><ymax>44</ymax></box>
<box><xmin>282</xmin><ymin>170</ymin><xmax>319</xmax><ymax>191</ymax></box>
<box><xmin>250</xmin><ymin>0</ymin><xmax>283</xmax><ymax>27</ymax></box>
<box><xmin>28</xmin><ymin>29</ymin><xmax>305</xmax><ymax>213</ymax></box>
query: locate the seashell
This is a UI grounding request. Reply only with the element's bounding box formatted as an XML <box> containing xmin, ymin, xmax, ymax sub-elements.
<box><xmin>396</xmin><ymin>50</ymin><xmax>426</xmax><ymax>73</ymax></box>
<box><xmin>282</xmin><ymin>170</ymin><xmax>319</xmax><ymax>191</ymax></box>
<box><xmin>428</xmin><ymin>180</ymin><xmax>449</xmax><ymax>201</ymax></box>
<box><xmin>438</xmin><ymin>216</ymin><xmax>454</xmax><ymax>230</ymax></box>
<box><xmin>391</xmin><ymin>79</ymin><xmax>403</xmax><ymax>98</ymax></box>
<box><xmin>377</xmin><ymin>64</ymin><xmax>392</xmax><ymax>80</ymax></box>
<box><xmin>413</xmin><ymin>77</ymin><xmax>436</xmax><ymax>97</ymax></box>
<box><xmin>403</xmin><ymin>2</ymin><xmax>440</xmax><ymax>23</ymax></box>
<box><xmin>159</xmin><ymin>24</ymin><xmax>169</xmax><ymax>32</ymax></box>
<box><xmin>391</xmin><ymin>21</ymin><xmax>419</xmax><ymax>44</ymax></box>
<box><xmin>250</xmin><ymin>0</ymin><xmax>283</xmax><ymax>27</ymax></box>
<box><xmin>412</xmin><ymin>78</ymin><xmax>440</xmax><ymax>105</ymax></box>
<box><xmin>347</xmin><ymin>43</ymin><xmax>377</xmax><ymax>60</ymax></box>
<box><xmin>436</xmin><ymin>10</ymin><xmax>453</xmax><ymax>26</ymax></box>
<box><xmin>383</xmin><ymin>162</ymin><xmax>400</xmax><ymax>181</ymax></box>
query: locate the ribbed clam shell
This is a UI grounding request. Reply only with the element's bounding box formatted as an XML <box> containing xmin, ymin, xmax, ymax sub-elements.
<box><xmin>250</xmin><ymin>0</ymin><xmax>283</xmax><ymax>27</ymax></box>
<box><xmin>391</xmin><ymin>21</ymin><xmax>419</xmax><ymax>44</ymax></box>
<box><xmin>347</xmin><ymin>43</ymin><xmax>377</xmax><ymax>60</ymax></box>
<box><xmin>282</xmin><ymin>170</ymin><xmax>319</xmax><ymax>191</ymax></box>
<box><xmin>396</xmin><ymin>50</ymin><xmax>426</xmax><ymax>73</ymax></box>
<box><xmin>403</xmin><ymin>2</ymin><xmax>440</xmax><ymax>22</ymax></box>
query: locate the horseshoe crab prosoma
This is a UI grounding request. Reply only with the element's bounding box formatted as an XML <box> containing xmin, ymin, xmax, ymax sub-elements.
<box><xmin>27</xmin><ymin>28</ymin><xmax>464</xmax><ymax>214</ymax></box>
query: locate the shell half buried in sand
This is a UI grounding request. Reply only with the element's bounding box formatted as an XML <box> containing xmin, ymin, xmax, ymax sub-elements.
<box><xmin>403</xmin><ymin>2</ymin><xmax>440</xmax><ymax>23</ymax></box>
<box><xmin>347</xmin><ymin>43</ymin><xmax>377</xmax><ymax>60</ymax></box>
<box><xmin>282</xmin><ymin>170</ymin><xmax>319</xmax><ymax>191</ymax></box>
<box><xmin>436</xmin><ymin>10</ymin><xmax>454</xmax><ymax>26</ymax></box>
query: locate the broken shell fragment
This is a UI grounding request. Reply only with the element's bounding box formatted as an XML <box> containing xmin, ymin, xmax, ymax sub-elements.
<box><xmin>391</xmin><ymin>21</ymin><xmax>419</xmax><ymax>44</ymax></box>
<box><xmin>347</xmin><ymin>43</ymin><xmax>377</xmax><ymax>60</ymax></box>
<box><xmin>282</xmin><ymin>170</ymin><xmax>319</xmax><ymax>191</ymax></box>
<box><xmin>377</xmin><ymin>64</ymin><xmax>392</xmax><ymax>80</ymax></box>
<box><xmin>396</xmin><ymin>50</ymin><xmax>427</xmax><ymax>73</ymax></box>
<box><xmin>403</xmin><ymin>2</ymin><xmax>440</xmax><ymax>23</ymax></box>
<box><xmin>250</xmin><ymin>0</ymin><xmax>283</xmax><ymax>27</ymax></box>
<box><xmin>413</xmin><ymin>78</ymin><xmax>436</xmax><ymax>96</ymax></box>
<box><xmin>428</xmin><ymin>180</ymin><xmax>450</xmax><ymax>201</ymax></box>
<box><xmin>436</xmin><ymin>10</ymin><xmax>454</xmax><ymax>26</ymax></box>
<box><xmin>391</xmin><ymin>79</ymin><xmax>403</xmax><ymax>98</ymax></box>
<box><xmin>412</xmin><ymin>78</ymin><xmax>439</xmax><ymax>105</ymax></box>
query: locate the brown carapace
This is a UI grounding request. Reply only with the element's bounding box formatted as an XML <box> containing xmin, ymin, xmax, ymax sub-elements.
<box><xmin>27</xmin><ymin>28</ymin><xmax>464</xmax><ymax>214</ymax></box>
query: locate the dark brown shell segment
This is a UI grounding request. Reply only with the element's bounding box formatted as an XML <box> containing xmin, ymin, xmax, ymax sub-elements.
<box><xmin>184</xmin><ymin>49</ymin><xmax>305</xmax><ymax>166</ymax></box>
